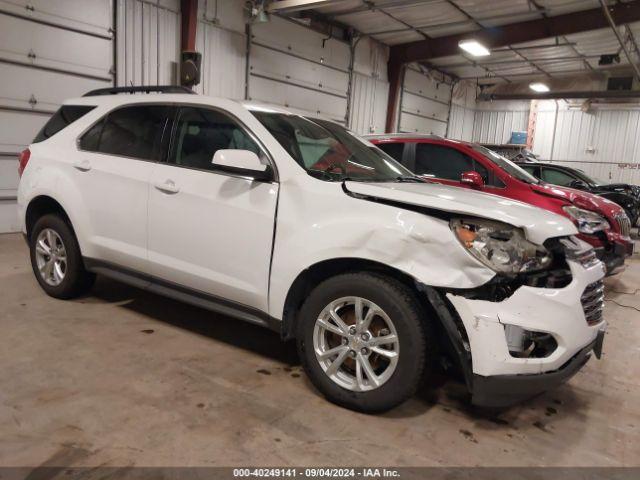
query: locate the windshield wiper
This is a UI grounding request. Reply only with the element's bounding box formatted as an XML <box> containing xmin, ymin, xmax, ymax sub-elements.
<box><xmin>395</xmin><ymin>175</ymin><xmax>425</xmax><ymax>183</ymax></box>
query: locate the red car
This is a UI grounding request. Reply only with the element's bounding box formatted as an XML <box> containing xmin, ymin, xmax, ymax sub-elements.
<box><xmin>366</xmin><ymin>134</ymin><xmax>633</xmax><ymax>275</ymax></box>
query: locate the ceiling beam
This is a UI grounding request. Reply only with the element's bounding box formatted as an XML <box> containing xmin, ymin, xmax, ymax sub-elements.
<box><xmin>390</xmin><ymin>1</ymin><xmax>640</xmax><ymax>63</ymax></box>
<box><xmin>266</xmin><ymin>0</ymin><xmax>345</xmax><ymax>13</ymax></box>
<box><xmin>480</xmin><ymin>90</ymin><xmax>640</xmax><ymax>101</ymax></box>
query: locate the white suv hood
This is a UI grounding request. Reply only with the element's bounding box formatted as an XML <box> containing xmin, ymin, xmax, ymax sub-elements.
<box><xmin>345</xmin><ymin>181</ymin><xmax>577</xmax><ymax>245</ymax></box>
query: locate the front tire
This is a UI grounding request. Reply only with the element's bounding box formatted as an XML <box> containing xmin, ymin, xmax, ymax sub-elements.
<box><xmin>296</xmin><ymin>273</ymin><xmax>431</xmax><ymax>413</ymax></box>
<box><xmin>29</xmin><ymin>214</ymin><xmax>95</xmax><ymax>299</ymax></box>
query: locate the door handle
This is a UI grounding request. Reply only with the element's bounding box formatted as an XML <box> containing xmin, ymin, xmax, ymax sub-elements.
<box><xmin>73</xmin><ymin>160</ymin><xmax>92</xmax><ymax>172</ymax></box>
<box><xmin>154</xmin><ymin>179</ymin><xmax>180</xmax><ymax>194</ymax></box>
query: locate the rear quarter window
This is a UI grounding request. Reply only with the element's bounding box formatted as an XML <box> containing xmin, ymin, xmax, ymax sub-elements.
<box><xmin>33</xmin><ymin>105</ymin><xmax>96</xmax><ymax>143</ymax></box>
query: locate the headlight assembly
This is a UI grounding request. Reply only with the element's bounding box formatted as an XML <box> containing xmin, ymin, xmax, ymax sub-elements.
<box><xmin>562</xmin><ymin>206</ymin><xmax>610</xmax><ymax>234</ymax></box>
<box><xmin>451</xmin><ymin>218</ymin><xmax>552</xmax><ymax>275</ymax></box>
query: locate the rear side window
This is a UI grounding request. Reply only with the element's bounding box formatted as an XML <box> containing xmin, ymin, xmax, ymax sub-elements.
<box><xmin>377</xmin><ymin>142</ymin><xmax>405</xmax><ymax>163</ymax></box>
<box><xmin>33</xmin><ymin>105</ymin><xmax>96</xmax><ymax>143</ymax></box>
<box><xmin>80</xmin><ymin>105</ymin><xmax>172</xmax><ymax>161</ymax></box>
<box><xmin>541</xmin><ymin>167</ymin><xmax>576</xmax><ymax>187</ymax></box>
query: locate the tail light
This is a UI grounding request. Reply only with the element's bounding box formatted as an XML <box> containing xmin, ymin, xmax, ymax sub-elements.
<box><xmin>18</xmin><ymin>148</ymin><xmax>30</xmax><ymax>177</ymax></box>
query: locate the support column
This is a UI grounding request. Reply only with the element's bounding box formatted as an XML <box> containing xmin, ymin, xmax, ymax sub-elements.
<box><xmin>385</xmin><ymin>57</ymin><xmax>404</xmax><ymax>133</ymax></box>
<box><xmin>180</xmin><ymin>0</ymin><xmax>198</xmax><ymax>52</ymax></box>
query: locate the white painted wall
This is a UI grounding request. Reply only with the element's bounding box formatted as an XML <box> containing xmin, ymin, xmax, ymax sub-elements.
<box><xmin>532</xmin><ymin>100</ymin><xmax>640</xmax><ymax>185</ymax></box>
<box><xmin>447</xmin><ymin>81</ymin><xmax>476</xmax><ymax>141</ymax></box>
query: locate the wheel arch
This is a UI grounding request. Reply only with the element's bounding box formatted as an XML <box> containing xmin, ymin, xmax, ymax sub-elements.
<box><xmin>25</xmin><ymin>195</ymin><xmax>74</xmax><ymax>241</ymax></box>
<box><xmin>280</xmin><ymin>257</ymin><xmax>473</xmax><ymax>387</ymax></box>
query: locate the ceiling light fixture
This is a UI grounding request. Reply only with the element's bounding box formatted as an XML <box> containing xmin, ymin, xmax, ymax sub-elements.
<box><xmin>529</xmin><ymin>82</ymin><xmax>550</xmax><ymax>92</ymax></box>
<box><xmin>458</xmin><ymin>39</ymin><xmax>491</xmax><ymax>57</ymax></box>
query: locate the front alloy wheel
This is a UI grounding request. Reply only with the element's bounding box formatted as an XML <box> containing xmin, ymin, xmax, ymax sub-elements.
<box><xmin>297</xmin><ymin>273</ymin><xmax>430</xmax><ymax>413</ymax></box>
<box><xmin>313</xmin><ymin>297</ymin><xmax>400</xmax><ymax>392</ymax></box>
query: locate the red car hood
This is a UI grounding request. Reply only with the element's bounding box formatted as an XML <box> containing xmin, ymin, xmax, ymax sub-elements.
<box><xmin>531</xmin><ymin>182</ymin><xmax>624</xmax><ymax>222</ymax></box>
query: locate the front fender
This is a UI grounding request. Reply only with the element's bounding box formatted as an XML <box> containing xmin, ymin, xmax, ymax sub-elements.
<box><xmin>268</xmin><ymin>181</ymin><xmax>494</xmax><ymax>319</ymax></box>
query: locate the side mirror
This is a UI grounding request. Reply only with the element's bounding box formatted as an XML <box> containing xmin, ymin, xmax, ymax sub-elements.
<box><xmin>570</xmin><ymin>179</ymin><xmax>588</xmax><ymax>190</ymax></box>
<box><xmin>211</xmin><ymin>149</ymin><xmax>272</xmax><ymax>181</ymax></box>
<box><xmin>461</xmin><ymin>170</ymin><xmax>484</xmax><ymax>188</ymax></box>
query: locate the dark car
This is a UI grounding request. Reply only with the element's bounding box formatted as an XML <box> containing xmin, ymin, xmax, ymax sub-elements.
<box><xmin>515</xmin><ymin>161</ymin><xmax>640</xmax><ymax>227</ymax></box>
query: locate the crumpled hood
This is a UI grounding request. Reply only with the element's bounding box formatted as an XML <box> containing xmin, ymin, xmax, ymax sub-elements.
<box><xmin>345</xmin><ymin>181</ymin><xmax>577</xmax><ymax>245</ymax></box>
<box><xmin>530</xmin><ymin>183</ymin><xmax>624</xmax><ymax>222</ymax></box>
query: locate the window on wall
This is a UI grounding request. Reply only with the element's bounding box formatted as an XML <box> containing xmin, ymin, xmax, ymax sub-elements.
<box><xmin>80</xmin><ymin>105</ymin><xmax>173</xmax><ymax>161</ymax></box>
<box><xmin>170</xmin><ymin>107</ymin><xmax>261</xmax><ymax>171</ymax></box>
<box><xmin>541</xmin><ymin>168</ymin><xmax>577</xmax><ymax>187</ymax></box>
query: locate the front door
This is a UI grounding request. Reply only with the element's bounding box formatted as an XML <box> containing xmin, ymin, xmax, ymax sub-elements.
<box><xmin>147</xmin><ymin>106</ymin><xmax>279</xmax><ymax>312</ymax></box>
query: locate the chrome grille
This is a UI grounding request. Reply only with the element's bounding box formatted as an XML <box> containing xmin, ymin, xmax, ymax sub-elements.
<box><xmin>615</xmin><ymin>212</ymin><xmax>631</xmax><ymax>237</ymax></box>
<box><xmin>581</xmin><ymin>280</ymin><xmax>605</xmax><ymax>326</ymax></box>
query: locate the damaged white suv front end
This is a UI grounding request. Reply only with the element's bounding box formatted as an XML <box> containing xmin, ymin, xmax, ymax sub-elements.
<box><xmin>334</xmin><ymin>180</ymin><xmax>606</xmax><ymax>407</ymax></box>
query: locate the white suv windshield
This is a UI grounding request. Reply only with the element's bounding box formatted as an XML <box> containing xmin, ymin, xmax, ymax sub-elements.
<box><xmin>252</xmin><ymin>111</ymin><xmax>415</xmax><ymax>182</ymax></box>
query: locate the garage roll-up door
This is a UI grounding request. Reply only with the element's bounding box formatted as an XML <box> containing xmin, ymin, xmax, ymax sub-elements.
<box><xmin>0</xmin><ymin>0</ymin><xmax>113</xmax><ymax>232</ymax></box>
<box><xmin>399</xmin><ymin>66</ymin><xmax>451</xmax><ymax>136</ymax></box>
<box><xmin>249</xmin><ymin>16</ymin><xmax>350</xmax><ymax>124</ymax></box>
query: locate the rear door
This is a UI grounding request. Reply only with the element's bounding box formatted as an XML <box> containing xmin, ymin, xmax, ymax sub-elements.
<box><xmin>147</xmin><ymin>105</ymin><xmax>278</xmax><ymax>312</ymax></box>
<box><xmin>75</xmin><ymin>104</ymin><xmax>174</xmax><ymax>272</ymax></box>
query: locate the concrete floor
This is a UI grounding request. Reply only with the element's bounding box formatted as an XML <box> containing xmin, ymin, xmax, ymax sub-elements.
<box><xmin>1</xmin><ymin>232</ymin><xmax>639</xmax><ymax>468</ymax></box>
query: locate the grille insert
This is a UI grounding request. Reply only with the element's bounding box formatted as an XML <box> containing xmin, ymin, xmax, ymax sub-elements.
<box><xmin>616</xmin><ymin>213</ymin><xmax>631</xmax><ymax>237</ymax></box>
<box><xmin>581</xmin><ymin>280</ymin><xmax>605</xmax><ymax>326</ymax></box>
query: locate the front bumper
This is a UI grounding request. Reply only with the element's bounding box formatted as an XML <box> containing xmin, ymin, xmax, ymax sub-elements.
<box><xmin>472</xmin><ymin>330</ymin><xmax>604</xmax><ymax>407</ymax></box>
<box><xmin>584</xmin><ymin>231</ymin><xmax>633</xmax><ymax>276</ymax></box>
<box><xmin>446</xmin><ymin>258</ymin><xmax>606</xmax><ymax>407</ymax></box>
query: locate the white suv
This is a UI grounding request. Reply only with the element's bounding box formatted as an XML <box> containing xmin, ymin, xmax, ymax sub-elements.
<box><xmin>17</xmin><ymin>86</ymin><xmax>607</xmax><ymax>412</ymax></box>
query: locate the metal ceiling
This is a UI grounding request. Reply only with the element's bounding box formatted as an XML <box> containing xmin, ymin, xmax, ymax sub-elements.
<box><xmin>277</xmin><ymin>0</ymin><xmax>640</xmax><ymax>83</ymax></box>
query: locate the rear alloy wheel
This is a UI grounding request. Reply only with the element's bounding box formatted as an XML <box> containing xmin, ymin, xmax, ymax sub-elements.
<box><xmin>29</xmin><ymin>214</ymin><xmax>95</xmax><ymax>299</ymax></box>
<box><xmin>34</xmin><ymin>228</ymin><xmax>68</xmax><ymax>286</ymax></box>
<box><xmin>297</xmin><ymin>273</ymin><xmax>430</xmax><ymax>413</ymax></box>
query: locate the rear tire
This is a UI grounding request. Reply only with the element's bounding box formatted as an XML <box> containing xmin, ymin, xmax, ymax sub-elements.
<box><xmin>29</xmin><ymin>214</ymin><xmax>95</xmax><ymax>299</ymax></box>
<box><xmin>296</xmin><ymin>272</ymin><xmax>432</xmax><ymax>413</ymax></box>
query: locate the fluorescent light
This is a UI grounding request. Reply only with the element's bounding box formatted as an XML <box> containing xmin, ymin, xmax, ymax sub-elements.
<box><xmin>530</xmin><ymin>82</ymin><xmax>550</xmax><ymax>92</ymax></box>
<box><xmin>458</xmin><ymin>39</ymin><xmax>490</xmax><ymax>57</ymax></box>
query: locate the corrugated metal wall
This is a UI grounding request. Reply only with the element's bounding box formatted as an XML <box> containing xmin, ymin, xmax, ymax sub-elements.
<box><xmin>447</xmin><ymin>81</ymin><xmax>476</xmax><ymax>141</ymax></box>
<box><xmin>533</xmin><ymin>101</ymin><xmax>640</xmax><ymax>184</ymax></box>
<box><xmin>194</xmin><ymin>0</ymin><xmax>246</xmax><ymax>99</ymax></box>
<box><xmin>472</xmin><ymin>101</ymin><xmax>529</xmax><ymax>144</ymax></box>
<box><xmin>348</xmin><ymin>38</ymin><xmax>389</xmax><ymax>135</ymax></box>
<box><xmin>116</xmin><ymin>0</ymin><xmax>180</xmax><ymax>86</ymax></box>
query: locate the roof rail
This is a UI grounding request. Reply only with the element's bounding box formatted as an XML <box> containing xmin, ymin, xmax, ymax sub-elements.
<box><xmin>83</xmin><ymin>85</ymin><xmax>195</xmax><ymax>97</ymax></box>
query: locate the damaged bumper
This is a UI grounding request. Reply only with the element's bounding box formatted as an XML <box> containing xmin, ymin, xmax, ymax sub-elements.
<box><xmin>446</xmin><ymin>258</ymin><xmax>607</xmax><ymax>407</ymax></box>
<box><xmin>472</xmin><ymin>330</ymin><xmax>604</xmax><ymax>407</ymax></box>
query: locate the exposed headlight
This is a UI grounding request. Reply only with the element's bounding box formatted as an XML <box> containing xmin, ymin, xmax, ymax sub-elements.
<box><xmin>451</xmin><ymin>218</ymin><xmax>552</xmax><ymax>275</ymax></box>
<box><xmin>562</xmin><ymin>206</ymin><xmax>610</xmax><ymax>234</ymax></box>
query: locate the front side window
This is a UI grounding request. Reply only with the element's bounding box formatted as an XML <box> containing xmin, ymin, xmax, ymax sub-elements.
<box><xmin>80</xmin><ymin>105</ymin><xmax>173</xmax><ymax>161</ymax></box>
<box><xmin>33</xmin><ymin>105</ymin><xmax>95</xmax><ymax>143</ymax></box>
<box><xmin>541</xmin><ymin>167</ymin><xmax>578</xmax><ymax>187</ymax></box>
<box><xmin>252</xmin><ymin>112</ymin><xmax>412</xmax><ymax>182</ymax></box>
<box><xmin>169</xmin><ymin>107</ymin><xmax>260</xmax><ymax>171</ymax></box>
<box><xmin>415</xmin><ymin>144</ymin><xmax>473</xmax><ymax>180</ymax></box>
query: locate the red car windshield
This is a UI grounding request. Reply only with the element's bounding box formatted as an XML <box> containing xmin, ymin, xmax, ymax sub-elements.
<box><xmin>472</xmin><ymin>144</ymin><xmax>540</xmax><ymax>185</ymax></box>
